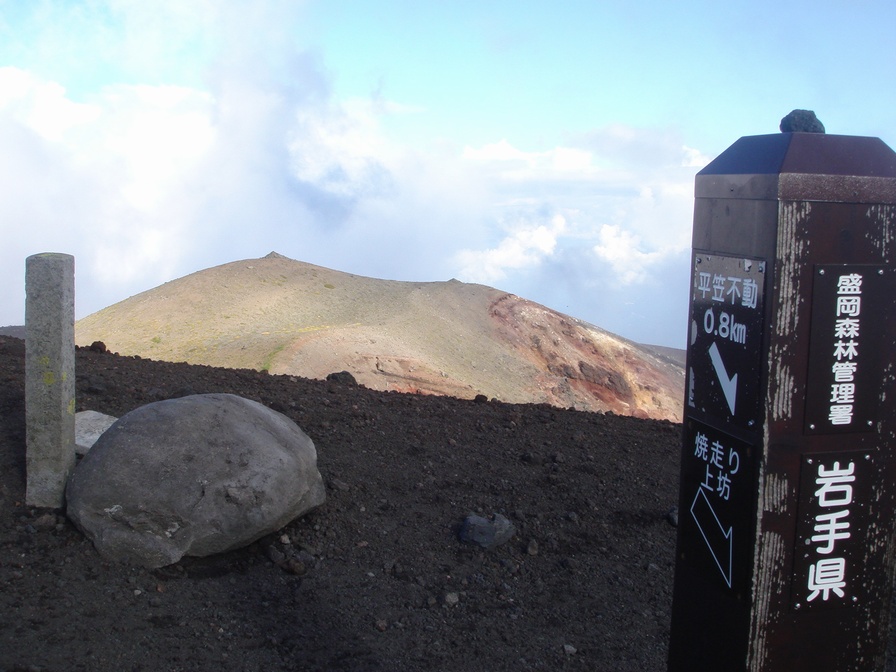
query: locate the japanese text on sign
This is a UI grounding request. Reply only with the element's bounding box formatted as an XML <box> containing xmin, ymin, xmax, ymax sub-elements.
<box><xmin>696</xmin><ymin>268</ymin><xmax>761</xmax><ymax>347</ymax></box>
<box><xmin>689</xmin><ymin>255</ymin><xmax>765</xmax><ymax>429</ymax></box>
<box><xmin>684</xmin><ymin>419</ymin><xmax>754</xmax><ymax>592</ymax></box>
<box><xmin>694</xmin><ymin>430</ymin><xmax>741</xmax><ymax>501</ymax></box>
<box><xmin>805</xmin><ymin>459</ymin><xmax>855</xmax><ymax>603</ymax></box>
<box><xmin>696</xmin><ymin>270</ymin><xmax>761</xmax><ymax>309</ymax></box>
<box><xmin>805</xmin><ymin>264</ymin><xmax>883</xmax><ymax>434</ymax></box>
<box><xmin>828</xmin><ymin>273</ymin><xmax>863</xmax><ymax>427</ymax></box>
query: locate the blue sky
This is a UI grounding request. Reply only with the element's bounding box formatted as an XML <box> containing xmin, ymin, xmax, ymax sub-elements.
<box><xmin>1</xmin><ymin>0</ymin><xmax>894</xmax><ymax>347</ymax></box>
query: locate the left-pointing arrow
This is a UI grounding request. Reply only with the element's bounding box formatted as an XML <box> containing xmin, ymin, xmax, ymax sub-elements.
<box><xmin>690</xmin><ymin>487</ymin><xmax>733</xmax><ymax>588</ymax></box>
<box><xmin>708</xmin><ymin>341</ymin><xmax>737</xmax><ymax>415</ymax></box>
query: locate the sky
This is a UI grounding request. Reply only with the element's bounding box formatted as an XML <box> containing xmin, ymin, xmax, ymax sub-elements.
<box><xmin>1</xmin><ymin>1</ymin><xmax>894</xmax><ymax>348</ymax></box>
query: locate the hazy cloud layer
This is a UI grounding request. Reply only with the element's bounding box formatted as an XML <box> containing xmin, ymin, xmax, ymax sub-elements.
<box><xmin>0</xmin><ymin>1</ymin><xmax>707</xmax><ymax>347</ymax></box>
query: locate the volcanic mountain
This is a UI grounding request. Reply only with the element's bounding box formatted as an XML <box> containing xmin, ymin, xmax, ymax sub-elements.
<box><xmin>75</xmin><ymin>252</ymin><xmax>684</xmax><ymax>421</ymax></box>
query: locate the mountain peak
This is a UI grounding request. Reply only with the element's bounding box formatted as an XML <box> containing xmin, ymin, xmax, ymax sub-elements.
<box><xmin>74</xmin><ymin>256</ymin><xmax>684</xmax><ymax>420</ymax></box>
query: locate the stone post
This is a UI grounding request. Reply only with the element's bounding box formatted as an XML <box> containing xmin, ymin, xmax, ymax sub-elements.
<box><xmin>25</xmin><ymin>253</ymin><xmax>76</xmax><ymax>508</ymax></box>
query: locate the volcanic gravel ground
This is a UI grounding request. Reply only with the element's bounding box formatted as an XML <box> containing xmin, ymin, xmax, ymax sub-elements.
<box><xmin>0</xmin><ymin>335</ymin><xmax>894</xmax><ymax>671</ymax></box>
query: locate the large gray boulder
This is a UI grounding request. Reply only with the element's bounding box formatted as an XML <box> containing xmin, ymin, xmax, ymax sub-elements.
<box><xmin>66</xmin><ymin>393</ymin><xmax>326</xmax><ymax>568</ymax></box>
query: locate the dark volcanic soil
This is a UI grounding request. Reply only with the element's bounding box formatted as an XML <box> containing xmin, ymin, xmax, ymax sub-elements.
<box><xmin>0</xmin><ymin>335</ymin><xmax>891</xmax><ymax>671</ymax></box>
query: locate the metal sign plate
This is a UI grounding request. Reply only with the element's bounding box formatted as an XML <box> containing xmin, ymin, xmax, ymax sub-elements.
<box><xmin>804</xmin><ymin>265</ymin><xmax>885</xmax><ymax>434</ymax></box>
<box><xmin>791</xmin><ymin>450</ymin><xmax>875</xmax><ymax>611</ymax></box>
<box><xmin>687</xmin><ymin>253</ymin><xmax>766</xmax><ymax>430</ymax></box>
<box><xmin>680</xmin><ymin>418</ymin><xmax>756</xmax><ymax>594</ymax></box>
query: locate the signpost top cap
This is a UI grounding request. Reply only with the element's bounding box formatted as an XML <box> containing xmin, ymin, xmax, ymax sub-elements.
<box><xmin>698</xmin><ymin>133</ymin><xmax>896</xmax><ymax>179</ymax></box>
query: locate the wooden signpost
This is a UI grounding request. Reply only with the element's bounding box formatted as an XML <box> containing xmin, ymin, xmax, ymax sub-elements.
<box><xmin>668</xmin><ymin>132</ymin><xmax>896</xmax><ymax>670</ymax></box>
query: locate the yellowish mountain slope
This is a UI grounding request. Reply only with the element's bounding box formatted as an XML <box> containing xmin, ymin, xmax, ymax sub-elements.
<box><xmin>75</xmin><ymin>253</ymin><xmax>684</xmax><ymax>421</ymax></box>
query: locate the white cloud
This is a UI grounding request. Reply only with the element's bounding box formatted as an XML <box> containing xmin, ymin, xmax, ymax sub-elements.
<box><xmin>455</xmin><ymin>214</ymin><xmax>567</xmax><ymax>283</ymax></box>
<box><xmin>463</xmin><ymin>139</ymin><xmax>532</xmax><ymax>163</ymax></box>
<box><xmin>463</xmin><ymin>140</ymin><xmax>605</xmax><ymax>183</ymax></box>
<box><xmin>575</xmin><ymin>123</ymin><xmax>699</xmax><ymax>170</ymax></box>
<box><xmin>592</xmin><ymin>224</ymin><xmax>663</xmax><ymax>285</ymax></box>
<box><xmin>0</xmin><ymin>67</ymin><xmax>100</xmax><ymax>141</ymax></box>
<box><xmin>93</xmin><ymin>84</ymin><xmax>216</xmax><ymax>209</ymax></box>
<box><xmin>682</xmin><ymin>145</ymin><xmax>712</xmax><ymax>168</ymax></box>
<box><xmin>0</xmin><ymin>69</ymin><xmax>220</xmax><ymax>294</ymax></box>
<box><xmin>289</xmin><ymin>98</ymin><xmax>396</xmax><ymax>199</ymax></box>
<box><xmin>0</xmin><ymin>6</ymin><xmax>492</xmax><ymax>322</ymax></box>
<box><xmin>0</xmin><ymin>3</ymin><xmax>323</xmax><ymax>321</ymax></box>
<box><xmin>456</xmin><ymin>132</ymin><xmax>697</xmax><ymax>287</ymax></box>
<box><xmin>0</xmin><ymin>1</ymin><xmax>707</xmax><ymax>348</ymax></box>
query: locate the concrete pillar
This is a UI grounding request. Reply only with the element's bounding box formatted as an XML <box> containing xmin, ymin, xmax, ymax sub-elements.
<box><xmin>25</xmin><ymin>253</ymin><xmax>76</xmax><ymax>508</ymax></box>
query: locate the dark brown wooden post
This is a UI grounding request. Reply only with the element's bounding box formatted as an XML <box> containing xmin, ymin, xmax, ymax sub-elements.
<box><xmin>668</xmin><ymin>132</ymin><xmax>896</xmax><ymax>671</ymax></box>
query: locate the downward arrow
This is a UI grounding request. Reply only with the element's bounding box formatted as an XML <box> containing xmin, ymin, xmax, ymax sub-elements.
<box><xmin>708</xmin><ymin>341</ymin><xmax>737</xmax><ymax>415</ymax></box>
<box><xmin>690</xmin><ymin>488</ymin><xmax>734</xmax><ymax>588</ymax></box>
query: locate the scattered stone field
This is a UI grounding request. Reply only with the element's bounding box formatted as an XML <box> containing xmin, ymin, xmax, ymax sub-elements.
<box><xmin>1</xmin><ymin>336</ymin><xmax>894</xmax><ymax>671</ymax></box>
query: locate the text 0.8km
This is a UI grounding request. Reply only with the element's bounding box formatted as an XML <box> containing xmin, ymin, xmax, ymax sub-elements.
<box><xmin>704</xmin><ymin>308</ymin><xmax>747</xmax><ymax>345</ymax></box>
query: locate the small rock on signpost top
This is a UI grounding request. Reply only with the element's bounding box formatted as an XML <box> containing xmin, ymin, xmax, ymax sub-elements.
<box><xmin>779</xmin><ymin>109</ymin><xmax>826</xmax><ymax>133</ymax></box>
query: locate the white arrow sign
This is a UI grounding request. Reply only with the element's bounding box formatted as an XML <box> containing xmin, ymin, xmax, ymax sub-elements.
<box><xmin>690</xmin><ymin>487</ymin><xmax>734</xmax><ymax>588</ymax></box>
<box><xmin>708</xmin><ymin>341</ymin><xmax>737</xmax><ymax>415</ymax></box>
